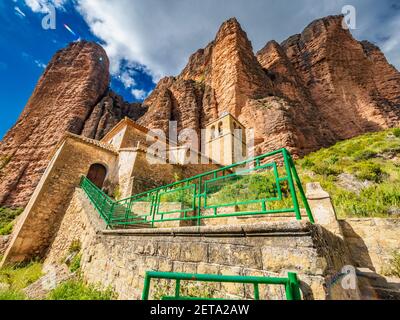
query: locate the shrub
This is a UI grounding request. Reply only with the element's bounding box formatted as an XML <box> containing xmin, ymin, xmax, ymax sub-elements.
<box><xmin>112</xmin><ymin>185</ymin><xmax>121</xmax><ymax>200</ymax></box>
<box><xmin>301</xmin><ymin>158</ymin><xmax>314</xmax><ymax>169</ymax></box>
<box><xmin>47</xmin><ymin>280</ymin><xmax>116</xmax><ymax>300</ymax></box>
<box><xmin>0</xmin><ymin>207</ymin><xmax>23</xmax><ymax>235</ymax></box>
<box><xmin>353</xmin><ymin>150</ymin><xmax>377</xmax><ymax>161</ymax></box>
<box><xmin>0</xmin><ymin>289</ymin><xmax>26</xmax><ymax>300</ymax></box>
<box><xmin>0</xmin><ymin>262</ymin><xmax>42</xmax><ymax>291</ymax></box>
<box><xmin>69</xmin><ymin>254</ymin><xmax>82</xmax><ymax>273</ymax></box>
<box><xmin>312</xmin><ymin>163</ymin><xmax>341</xmax><ymax>176</ymax></box>
<box><xmin>0</xmin><ymin>222</ymin><xmax>14</xmax><ymax>236</ymax></box>
<box><xmin>352</xmin><ymin>162</ymin><xmax>384</xmax><ymax>183</ymax></box>
<box><xmin>68</xmin><ymin>240</ymin><xmax>81</xmax><ymax>254</ymax></box>
<box><xmin>393</xmin><ymin>128</ymin><xmax>400</xmax><ymax>138</ymax></box>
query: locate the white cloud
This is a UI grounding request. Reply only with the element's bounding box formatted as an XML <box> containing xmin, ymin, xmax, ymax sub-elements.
<box><xmin>119</xmin><ymin>70</ymin><xmax>136</xmax><ymax>89</ymax></box>
<box><xmin>131</xmin><ymin>89</ymin><xmax>148</xmax><ymax>100</ymax></box>
<box><xmin>24</xmin><ymin>0</ymin><xmax>66</xmax><ymax>13</ymax></box>
<box><xmin>34</xmin><ymin>60</ymin><xmax>47</xmax><ymax>69</ymax></box>
<box><xmin>73</xmin><ymin>0</ymin><xmax>400</xmax><ymax>82</ymax></box>
<box><xmin>14</xmin><ymin>6</ymin><xmax>26</xmax><ymax>18</ymax></box>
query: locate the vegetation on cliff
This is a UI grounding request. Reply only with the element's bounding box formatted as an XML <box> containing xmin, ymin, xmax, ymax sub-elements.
<box><xmin>47</xmin><ymin>280</ymin><xmax>115</xmax><ymax>300</ymax></box>
<box><xmin>0</xmin><ymin>261</ymin><xmax>115</xmax><ymax>300</ymax></box>
<box><xmin>0</xmin><ymin>207</ymin><xmax>23</xmax><ymax>235</ymax></box>
<box><xmin>0</xmin><ymin>262</ymin><xmax>42</xmax><ymax>300</ymax></box>
<box><xmin>298</xmin><ymin>128</ymin><xmax>400</xmax><ymax>218</ymax></box>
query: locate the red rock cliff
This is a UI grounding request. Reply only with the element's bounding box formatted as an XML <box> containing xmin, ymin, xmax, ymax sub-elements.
<box><xmin>0</xmin><ymin>41</ymin><xmax>144</xmax><ymax>208</ymax></box>
<box><xmin>2</xmin><ymin>16</ymin><xmax>400</xmax><ymax>208</ymax></box>
<box><xmin>140</xmin><ymin>16</ymin><xmax>400</xmax><ymax>155</ymax></box>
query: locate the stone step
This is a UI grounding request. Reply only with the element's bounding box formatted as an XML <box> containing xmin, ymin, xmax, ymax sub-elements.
<box><xmin>356</xmin><ymin>268</ymin><xmax>400</xmax><ymax>300</ymax></box>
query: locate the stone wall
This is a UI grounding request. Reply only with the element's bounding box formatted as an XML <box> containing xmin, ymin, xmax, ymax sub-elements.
<box><xmin>339</xmin><ymin>219</ymin><xmax>400</xmax><ymax>274</ymax></box>
<box><xmin>1</xmin><ymin>135</ymin><xmax>118</xmax><ymax>266</ymax></box>
<box><xmin>44</xmin><ymin>188</ymin><xmax>360</xmax><ymax>300</ymax></box>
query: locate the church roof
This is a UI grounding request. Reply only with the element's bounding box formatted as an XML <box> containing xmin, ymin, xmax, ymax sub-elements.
<box><xmin>100</xmin><ymin>117</ymin><xmax>149</xmax><ymax>143</ymax></box>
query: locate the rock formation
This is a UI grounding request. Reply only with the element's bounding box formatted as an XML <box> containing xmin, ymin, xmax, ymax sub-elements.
<box><xmin>1</xmin><ymin>15</ymin><xmax>400</xmax><ymax>208</ymax></box>
<box><xmin>140</xmin><ymin>16</ymin><xmax>400</xmax><ymax>155</ymax></box>
<box><xmin>0</xmin><ymin>41</ymin><xmax>145</xmax><ymax>208</ymax></box>
<box><xmin>276</xmin><ymin>16</ymin><xmax>400</xmax><ymax>140</ymax></box>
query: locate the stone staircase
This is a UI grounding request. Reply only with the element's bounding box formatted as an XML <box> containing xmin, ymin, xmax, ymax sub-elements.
<box><xmin>110</xmin><ymin>204</ymin><xmax>152</xmax><ymax>229</ymax></box>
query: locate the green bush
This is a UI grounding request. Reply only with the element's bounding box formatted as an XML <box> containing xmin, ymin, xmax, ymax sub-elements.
<box><xmin>0</xmin><ymin>289</ymin><xmax>26</xmax><ymax>300</ymax></box>
<box><xmin>69</xmin><ymin>254</ymin><xmax>82</xmax><ymax>273</ymax></box>
<box><xmin>353</xmin><ymin>150</ymin><xmax>377</xmax><ymax>161</ymax></box>
<box><xmin>0</xmin><ymin>207</ymin><xmax>23</xmax><ymax>235</ymax></box>
<box><xmin>393</xmin><ymin>128</ymin><xmax>400</xmax><ymax>138</ymax></box>
<box><xmin>68</xmin><ymin>240</ymin><xmax>81</xmax><ymax>254</ymax></box>
<box><xmin>352</xmin><ymin>162</ymin><xmax>384</xmax><ymax>183</ymax></box>
<box><xmin>301</xmin><ymin>158</ymin><xmax>314</xmax><ymax>169</ymax></box>
<box><xmin>47</xmin><ymin>280</ymin><xmax>116</xmax><ymax>300</ymax></box>
<box><xmin>312</xmin><ymin>163</ymin><xmax>341</xmax><ymax>176</ymax></box>
<box><xmin>0</xmin><ymin>262</ymin><xmax>42</xmax><ymax>291</ymax></box>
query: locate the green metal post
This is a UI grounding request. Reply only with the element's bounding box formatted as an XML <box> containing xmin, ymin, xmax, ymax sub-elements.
<box><xmin>175</xmin><ymin>279</ymin><xmax>181</xmax><ymax>298</ymax></box>
<box><xmin>197</xmin><ymin>177</ymin><xmax>202</xmax><ymax>226</ymax></box>
<box><xmin>288</xmin><ymin>272</ymin><xmax>302</xmax><ymax>301</ymax></box>
<box><xmin>254</xmin><ymin>283</ymin><xmax>260</xmax><ymax>300</ymax></box>
<box><xmin>151</xmin><ymin>192</ymin><xmax>158</xmax><ymax>227</ymax></box>
<box><xmin>106</xmin><ymin>203</ymin><xmax>114</xmax><ymax>229</ymax></box>
<box><xmin>289</xmin><ymin>157</ymin><xmax>315</xmax><ymax>224</ymax></box>
<box><xmin>142</xmin><ymin>272</ymin><xmax>151</xmax><ymax>300</ymax></box>
<box><xmin>283</xmin><ymin>149</ymin><xmax>302</xmax><ymax>220</ymax></box>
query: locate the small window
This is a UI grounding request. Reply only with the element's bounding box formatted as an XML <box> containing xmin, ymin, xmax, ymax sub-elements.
<box><xmin>218</xmin><ymin>122</ymin><xmax>223</xmax><ymax>136</ymax></box>
<box><xmin>211</xmin><ymin>126</ymin><xmax>216</xmax><ymax>139</ymax></box>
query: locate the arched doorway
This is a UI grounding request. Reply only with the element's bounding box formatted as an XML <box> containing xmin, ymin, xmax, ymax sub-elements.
<box><xmin>87</xmin><ymin>163</ymin><xmax>107</xmax><ymax>189</ymax></box>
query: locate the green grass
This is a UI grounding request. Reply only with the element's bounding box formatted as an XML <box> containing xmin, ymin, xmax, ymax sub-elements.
<box><xmin>0</xmin><ymin>262</ymin><xmax>43</xmax><ymax>291</ymax></box>
<box><xmin>0</xmin><ymin>289</ymin><xmax>26</xmax><ymax>300</ymax></box>
<box><xmin>69</xmin><ymin>254</ymin><xmax>82</xmax><ymax>273</ymax></box>
<box><xmin>47</xmin><ymin>280</ymin><xmax>116</xmax><ymax>300</ymax></box>
<box><xmin>0</xmin><ymin>262</ymin><xmax>43</xmax><ymax>300</ymax></box>
<box><xmin>297</xmin><ymin>128</ymin><xmax>400</xmax><ymax>218</ymax></box>
<box><xmin>0</xmin><ymin>207</ymin><xmax>23</xmax><ymax>235</ymax></box>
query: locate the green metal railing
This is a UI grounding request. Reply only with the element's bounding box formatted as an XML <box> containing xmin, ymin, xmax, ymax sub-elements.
<box><xmin>80</xmin><ymin>148</ymin><xmax>314</xmax><ymax>228</ymax></box>
<box><xmin>142</xmin><ymin>271</ymin><xmax>302</xmax><ymax>300</ymax></box>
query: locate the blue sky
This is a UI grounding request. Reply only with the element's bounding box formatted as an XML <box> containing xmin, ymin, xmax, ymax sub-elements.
<box><xmin>1</xmin><ymin>0</ymin><xmax>399</xmax><ymax>139</ymax></box>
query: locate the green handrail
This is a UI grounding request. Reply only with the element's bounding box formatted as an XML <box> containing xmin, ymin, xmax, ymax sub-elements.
<box><xmin>80</xmin><ymin>148</ymin><xmax>314</xmax><ymax>228</ymax></box>
<box><xmin>142</xmin><ymin>271</ymin><xmax>302</xmax><ymax>300</ymax></box>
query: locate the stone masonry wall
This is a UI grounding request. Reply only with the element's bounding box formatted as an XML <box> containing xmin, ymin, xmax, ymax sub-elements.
<box><xmin>44</xmin><ymin>188</ymin><xmax>360</xmax><ymax>300</ymax></box>
<box><xmin>1</xmin><ymin>136</ymin><xmax>117</xmax><ymax>266</ymax></box>
<box><xmin>339</xmin><ymin>219</ymin><xmax>400</xmax><ymax>274</ymax></box>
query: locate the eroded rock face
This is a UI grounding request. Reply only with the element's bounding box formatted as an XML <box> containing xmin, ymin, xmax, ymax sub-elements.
<box><xmin>81</xmin><ymin>90</ymin><xmax>147</xmax><ymax>140</ymax></box>
<box><xmin>279</xmin><ymin>15</ymin><xmax>400</xmax><ymax>139</ymax></box>
<box><xmin>0</xmin><ymin>42</ymin><xmax>143</xmax><ymax>208</ymax></box>
<box><xmin>2</xmin><ymin>15</ymin><xmax>400</xmax><ymax>208</ymax></box>
<box><xmin>141</xmin><ymin>15</ymin><xmax>400</xmax><ymax>157</ymax></box>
